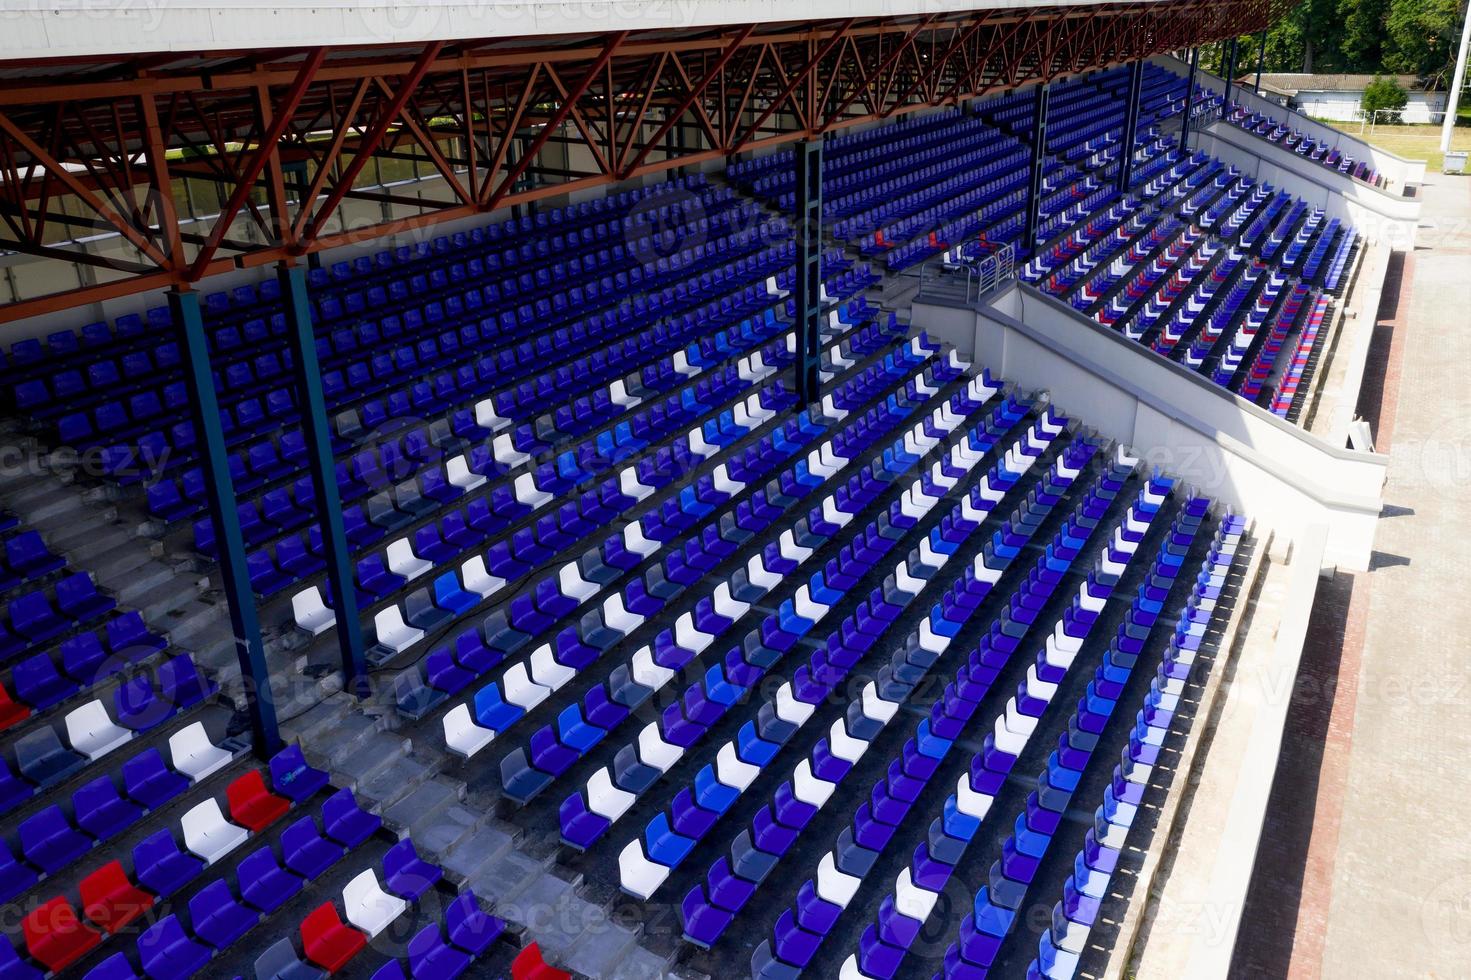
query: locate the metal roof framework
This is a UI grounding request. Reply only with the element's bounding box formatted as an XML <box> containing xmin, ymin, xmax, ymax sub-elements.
<box><xmin>0</xmin><ymin>0</ymin><xmax>1290</xmax><ymax>322</ymax></box>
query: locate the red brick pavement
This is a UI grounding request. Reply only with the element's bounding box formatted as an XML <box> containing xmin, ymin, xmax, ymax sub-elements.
<box><xmin>1232</xmin><ymin>242</ymin><xmax>1413</xmax><ymax>977</ymax></box>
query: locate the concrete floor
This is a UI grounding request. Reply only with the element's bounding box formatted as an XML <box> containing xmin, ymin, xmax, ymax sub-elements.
<box><xmin>1239</xmin><ymin>173</ymin><xmax>1471</xmax><ymax>980</ymax></box>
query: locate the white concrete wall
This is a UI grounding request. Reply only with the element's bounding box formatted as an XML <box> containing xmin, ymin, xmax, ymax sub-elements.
<box><xmin>915</xmin><ymin>285</ymin><xmax>1386</xmax><ymax>570</ymax></box>
<box><xmin>1296</xmin><ymin>91</ymin><xmax>1447</xmax><ymax>125</ymax></box>
<box><xmin>1152</xmin><ymin>53</ymin><xmax>1428</xmax><ymax>189</ymax></box>
<box><xmin>1194</xmin><ymin>123</ymin><xmax>1422</xmax><ymax>247</ymax></box>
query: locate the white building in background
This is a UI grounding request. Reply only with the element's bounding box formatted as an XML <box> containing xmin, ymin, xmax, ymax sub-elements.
<box><xmin>1245</xmin><ymin>73</ymin><xmax>1448</xmax><ymax>124</ymax></box>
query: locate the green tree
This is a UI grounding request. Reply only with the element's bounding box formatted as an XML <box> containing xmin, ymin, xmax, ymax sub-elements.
<box><xmin>1361</xmin><ymin>74</ymin><xmax>1409</xmax><ymax>120</ymax></box>
<box><xmin>1384</xmin><ymin>0</ymin><xmax>1463</xmax><ymax>85</ymax></box>
<box><xmin>1340</xmin><ymin>0</ymin><xmax>1390</xmax><ymax>70</ymax></box>
<box><xmin>1302</xmin><ymin>0</ymin><xmax>1348</xmax><ymax>71</ymax></box>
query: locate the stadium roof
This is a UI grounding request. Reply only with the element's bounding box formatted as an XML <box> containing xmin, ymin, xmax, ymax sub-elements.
<box><xmin>0</xmin><ymin>0</ymin><xmax>1292</xmax><ymax>322</ymax></box>
<box><xmin>5</xmin><ymin>0</ymin><xmax>1185</xmax><ymax>63</ymax></box>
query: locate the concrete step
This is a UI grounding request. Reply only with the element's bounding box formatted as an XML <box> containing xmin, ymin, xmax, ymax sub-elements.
<box><xmin>381</xmin><ymin>776</ymin><xmax>465</xmax><ymax>840</ymax></box>
<box><xmin>46</xmin><ymin>516</ymin><xmax>132</xmax><ymax>558</ymax></box>
<box><xmin>438</xmin><ymin>822</ymin><xmax>519</xmax><ymax>888</ymax></box>
<box><xmin>324</xmin><ymin>714</ymin><xmax>399</xmax><ymax>771</ymax></box>
<box><xmin>349</xmin><ymin>749</ymin><xmax>444</xmax><ymax>814</ymax></box>
<box><xmin>286</xmin><ymin>691</ymin><xmax>356</xmax><ymax>748</ymax></box>
<box><xmin>127</xmin><ymin>573</ymin><xmax>207</xmax><ymax>626</ymax></box>
<box><xmin>84</xmin><ymin>538</ymin><xmax>167</xmax><ymax>587</ymax></box>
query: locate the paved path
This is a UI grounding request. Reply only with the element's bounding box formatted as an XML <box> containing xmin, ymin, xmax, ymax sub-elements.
<box><xmin>1236</xmin><ymin>174</ymin><xmax>1471</xmax><ymax>979</ymax></box>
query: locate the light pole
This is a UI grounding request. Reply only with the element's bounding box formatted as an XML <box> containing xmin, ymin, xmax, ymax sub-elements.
<box><xmin>1441</xmin><ymin>4</ymin><xmax>1471</xmax><ymax>153</ymax></box>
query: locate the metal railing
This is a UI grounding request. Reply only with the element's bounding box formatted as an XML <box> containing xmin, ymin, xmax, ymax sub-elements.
<box><xmin>915</xmin><ymin>241</ymin><xmax>1017</xmax><ymax>308</ymax></box>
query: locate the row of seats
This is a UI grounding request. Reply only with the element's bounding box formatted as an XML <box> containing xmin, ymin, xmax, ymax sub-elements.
<box><xmin>358</xmin><ymin>301</ymin><xmax>884</xmax><ymax>662</ymax></box>
<box><xmin>619</xmin><ymin>408</ymin><xmax>1077</xmax><ymax>904</ymax></box>
<box><xmin>1268</xmin><ymin>293</ymin><xmax>1332</xmax><ymax>417</ymax></box>
<box><xmin>929</xmin><ymin>493</ymin><xmax>1203</xmax><ymax>978</ymax></box>
<box><xmin>734</xmin><ymin>450</ymin><xmax>1148</xmax><ymax>973</ymax></box>
<box><xmin>2</xmin><ymin>719</ymin><xmax>234</xmax><ymax>901</ymax></box>
<box><xmin>414</xmin><ymin>320</ymin><xmax>905</xmax><ymax>727</ymax></box>
<box><xmin>838</xmin><ymin>479</ymin><xmax>1182</xmax><ymax>980</ymax></box>
<box><xmin>1224</xmin><ymin>105</ymin><xmax>1383</xmax><ymax>186</ymax></box>
<box><xmin>681</xmin><ymin>436</ymin><xmax>1107</xmax><ymax>955</ymax></box>
<box><xmin>1018</xmin><ymin>142</ymin><xmax>1350</xmax><ymax>410</ymax></box>
<box><xmin>1029</xmin><ymin>514</ymin><xmax>1244</xmax><ymax>979</ymax></box>
<box><xmin>443</xmin><ymin>337</ymin><xmax>969</xmax><ymax>768</ymax></box>
<box><xmin>1</xmin><ymin>649</ymin><xmax>213</xmax><ymax>809</ymax></box>
<box><xmin>1</xmin><ymin>572</ymin><xmax>115</xmax><ymax>663</ymax></box>
<box><xmin>560</xmin><ymin>382</ymin><xmax>1033</xmax><ymax>852</ymax></box>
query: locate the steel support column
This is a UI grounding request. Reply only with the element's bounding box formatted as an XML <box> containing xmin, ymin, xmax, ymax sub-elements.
<box><xmin>171</xmin><ymin>288</ymin><xmax>281</xmax><ymax>758</ymax></box>
<box><xmin>1254</xmin><ymin>30</ymin><xmax>1268</xmax><ymax>92</ymax></box>
<box><xmin>1118</xmin><ymin>60</ymin><xmax>1144</xmax><ymax>194</ymax></box>
<box><xmin>793</xmin><ymin>138</ymin><xmax>823</xmax><ymax>407</ymax></box>
<box><xmin>1180</xmin><ymin>46</ymin><xmax>1200</xmax><ymax>159</ymax></box>
<box><xmin>278</xmin><ymin>264</ymin><xmax>368</xmax><ymax>696</ymax></box>
<box><xmin>1224</xmin><ymin>37</ymin><xmax>1240</xmax><ymax>109</ymax></box>
<box><xmin>1023</xmin><ymin>82</ymin><xmax>1050</xmax><ymax>259</ymax></box>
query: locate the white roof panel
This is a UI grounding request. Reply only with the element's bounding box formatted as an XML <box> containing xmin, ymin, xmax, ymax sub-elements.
<box><xmin>1</xmin><ymin>0</ymin><xmax>1163</xmax><ymax>63</ymax></box>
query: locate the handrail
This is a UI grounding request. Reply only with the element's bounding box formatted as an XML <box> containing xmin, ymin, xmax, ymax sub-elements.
<box><xmin>916</xmin><ymin>240</ymin><xmax>1016</xmax><ymax>306</ymax></box>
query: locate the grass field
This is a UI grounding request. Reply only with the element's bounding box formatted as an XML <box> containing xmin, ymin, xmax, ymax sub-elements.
<box><xmin>1311</xmin><ymin>120</ymin><xmax>1471</xmax><ymax>173</ymax></box>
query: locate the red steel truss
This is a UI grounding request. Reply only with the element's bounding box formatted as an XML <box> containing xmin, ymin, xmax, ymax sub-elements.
<box><xmin>0</xmin><ymin>0</ymin><xmax>1291</xmax><ymax>322</ymax></box>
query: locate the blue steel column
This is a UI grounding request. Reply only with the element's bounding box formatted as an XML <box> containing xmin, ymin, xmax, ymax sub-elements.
<box><xmin>171</xmin><ymin>288</ymin><xmax>282</xmax><ymax>757</ymax></box>
<box><xmin>1118</xmin><ymin>61</ymin><xmax>1144</xmax><ymax>194</ymax></box>
<box><xmin>279</xmin><ymin>264</ymin><xmax>368</xmax><ymax>696</ymax></box>
<box><xmin>1255</xmin><ymin>31</ymin><xmax>1268</xmax><ymax>93</ymax></box>
<box><xmin>1023</xmin><ymin>82</ymin><xmax>1050</xmax><ymax>259</ymax></box>
<box><xmin>794</xmin><ymin>138</ymin><xmax>823</xmax><ymax>407</ymax></box>
<box><xmin>1180</xmin><ymin>47</ymin><xmax>1200</xmax><ymax>159</ymax></box>
<box><xmin>1224</xmin><ymin>38</ymin><xmax>1240</xmax><ymax>110</ymax></box>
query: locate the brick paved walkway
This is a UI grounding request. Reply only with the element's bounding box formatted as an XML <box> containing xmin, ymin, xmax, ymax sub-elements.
<box><xmin>1234</xmin><ymin>174</ymin><xmax>1471</xmax><ymax>980</ymax></box>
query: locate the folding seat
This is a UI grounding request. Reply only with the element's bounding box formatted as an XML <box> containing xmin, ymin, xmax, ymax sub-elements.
<box><xmin>408</xmin><ymin>923</ymin><xmax>472</xmax><ymax>978</ymax></box>
<box><xmin>228</xmin><ymin>769</ymin><xmax>291</xmax><ymax>831</ymax></box>
<box><xmin>321</xmin><ymin>788</ymin><xmax>381</xmax><ymax>847</ymax></box>
<box><xmin>5</xmin><ymin>532</ymin><xmax>63</xmax><ymax>580</ymax></box>
<box><xmin>190</xmin><ymin>878</ymin><xmax>259</xmax><ymax>950</ymax></box>
<box><xmin>65</xmin><ymin>698</ymin><xmax>134</xmax><ymax>760</ymax></box>
<box><xmin>510</xmin><ymin>942</ymin><xmax>570</xmax><ymax>980</ymax></box>
<box><xmin>8</xmin><ymin>589</ymin><xmax>66</xmax><ymax>646</ymax></box>
<box><xmin>122</xmin><ymin>747</ymin><xmax>189</xmax><ymax>810</ymax></box>
<box><xmin>300</xmin><ymin>903</ymin><xmax>366</xmax><ymax>973</ymax></box>
<box><xmin>223</xmin><ymin>850</ymin><xmax>296</xmax><ymax>924</ymax></box>
<box><xmin>137</xmin><ymin>913</ymin><xmax>213</xmax><ymax>979</ymax></box>
<box><xmin>276</xmin><ymin>813</ymin><xmax>343</xmax><ymax>879</ymax></box>
<box><xmin>343</xmin><ymin>867</ymin><xmax>407</xmax><ymax>938</ymax></box>
<box><xmin>157</xmin><ymin>654</ymin><xmax>216</xmax><ymax>709</ymax></box>
<box><xmin>269</xmin><ymin>743</ymin><xmax>329</xmax><ymax>803</ymax></box>
<box><xmin>22</xmin><ymin>897</ymin><xmax>101</xmax><ymax>973</ymax></box>
<box><xmin>80</xmin><ymin>859</ymin><xmax>154</xmax><ymax>934</ymax></box>
<box><xmin>0</xmin><ymin>934</ymin><xmax>41</xmax><ymax>980</ymax></box>
<box><xmin>181</xmin><ymin>796</ymin><xmax>249</xmax><ymax>867</ymax></box>
<box><xmin>169</xmin><ymin>721</ymin><xmax>233</xmax><ymax>781</ymax></box>
<box><xmin>55</xmin><ymin>573</ymin><xmax>116</xmax><ymax>622</ymax></box>
<box><xmin>14</xmin><ymin>725</ymin><xmax>86</xmax><ymax>787</ymax></box>
<box><xmin>0</xmin><ymin>838</ymin><xmax>38</xmax><ymax>901</ymax></box>
<box><xmin>12</xmin><ymin>653</ymin><xmax>76</xmax><ymax>711</ymax></box>
<box><xmin>74</xmin><ymin>775</ymin><xmax>144</xmax><ymax>841</ymax></box>
<box><xmin>444</xmin><ymin>890</ymin><xmax>502</xmax><ymax>955</ymax></box>
<box><xmin>383</xmin><ymin>838</ymin><xmax>441</xmax><ymax>901</ymax></box>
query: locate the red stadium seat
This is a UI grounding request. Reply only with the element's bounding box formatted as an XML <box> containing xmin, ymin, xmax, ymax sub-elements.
<box><xmin>23</xmin><ymin>896</ymin><xmax>102</xmax><ymax>972</ymax></box>
<box><xmin>227</xmin><ymin>769</ymin><xmax>291</xmax><ymax>832</ymax></box>
<box><xmin>79</xmin><ymin>859</ymin><xmax>155</xmax><ymax>933</ymax></box>
<box><xmin>301</xmin><ymin>902</ymin><xmax>366</xmax><ymax>973</ymax></box>
<box><xmin>511</xmin><ymin>942</ymin><xmax>571</xmax><ymax>980</ymax></box>
<box><xmin>0</xmin><ymin>682</ymin><xmax>29</xmax><ymax>730</ymax></box>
